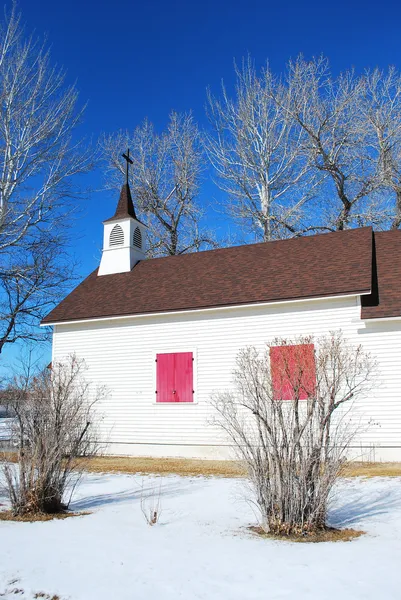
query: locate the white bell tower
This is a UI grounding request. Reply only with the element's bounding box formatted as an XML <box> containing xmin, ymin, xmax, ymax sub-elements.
<box><xmin>98</xmin><ymin>180</ymin><xmax>147</xmax><ymax>276</ymax></box>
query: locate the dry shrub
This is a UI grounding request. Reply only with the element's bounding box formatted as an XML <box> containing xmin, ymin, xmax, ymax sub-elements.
<box><xmin>1</xmin><ymin>355</ymin><xmax>105</xmax><ymax>516</ymax></box>
<box><xmin>212</xmin><ymin>332</ymin><xmax>376</xmax><ymax>536</ymax></box>
<box><xmin>140</xmin><ymin>477</ymin><xmax>163</xmax><ymax>525</ymax></box>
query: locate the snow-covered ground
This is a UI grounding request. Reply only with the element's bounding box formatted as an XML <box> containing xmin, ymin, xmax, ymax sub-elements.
<box><xmin>1</xmin><ymin>473</ymin><xmax>401</xmax><ymax>599</ymax></box>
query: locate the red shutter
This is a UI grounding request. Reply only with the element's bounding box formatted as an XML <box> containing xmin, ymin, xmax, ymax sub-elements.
<box><xmin>156</xmin><ymin>353</ymin><xmax>175</xmax><ymax>403</ymax></box>
<box><xmin>156</xmin><ymin>352</ymin><xmax>193</xmax><ymax>403</ymax></box>
<box><xmin>270</xmin><ymin>344</ymin><xmax>316</xmax><ymax>401</ymax></box>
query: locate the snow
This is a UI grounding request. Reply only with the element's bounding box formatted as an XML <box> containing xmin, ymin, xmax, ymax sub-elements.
<box><xmin>0</xmin><ymin>418</ymin><xmax>12</xmax><ymax>441</ymax></box>
<box><xmin>0</xmin><ymin>405</ymin><xmax>16</xmax><ymax>442</ymax></box>
<box><xmin>1</xmin><ymin>473</ymin><xmax>401</xmax><ymax>599</ymax></box>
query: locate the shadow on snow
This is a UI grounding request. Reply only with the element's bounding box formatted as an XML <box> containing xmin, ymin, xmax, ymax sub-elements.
<box><xmin>71</xmin><ymin>478</ymin><xmax>203</xmax><ymax>511</ymax></box>
<box><xmin>329</xmin><ymin>485</ymin><xmax>401</xmax><ymax>527</ymax></box>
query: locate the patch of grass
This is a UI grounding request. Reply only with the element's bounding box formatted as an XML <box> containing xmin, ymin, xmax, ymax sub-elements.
<box><xmin>4</xmin><ymin>452</ymin><xmax>401</xmax><ymax>478</ymax></box>
<box><xmin>82</xmin><ymin>456</ymin><xmax>246</xmax><ymax>477</ymax></box>
<box><xmin>0</xmin><ymin>451</ymin><xmax>17</xmax><ymax>463</ymax></box>
<box><xmin>81</xmin><ymin>456</ymin><xmax>401</xmax><ymax>478</ymax></box>
<box><xmin>340</xmin><ymin>462</ymin><xmax>401</xmax><ymax>478</ymax></box>
<box><xmin>248</xmin><ymin>525</ymin><xmax>364</xmax><ymax>543</ymax></box>
<box><xmin>0</xmin><ymin>510</ymin><xmax>90</xmax><ymax>522</ymax></box>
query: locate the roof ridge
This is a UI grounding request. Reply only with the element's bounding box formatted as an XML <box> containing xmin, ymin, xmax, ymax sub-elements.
<box><xmin>140</xmin><ymin>226</ymin><xmax>374</xmax><ymax>263</ymax></box>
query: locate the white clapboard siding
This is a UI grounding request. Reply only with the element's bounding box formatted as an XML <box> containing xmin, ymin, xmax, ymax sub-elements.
<box><xmin>52</xmin><ymin>295</ymin><xmax>401</xmax><ymax>460</ymax></box>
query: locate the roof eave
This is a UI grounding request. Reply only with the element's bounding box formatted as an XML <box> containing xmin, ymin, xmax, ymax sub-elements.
<box><xmin>102</xmin><ymin>215</ymin><xmax>146</xmax><ymax>226</ymax></box>
<box><xmin>41</xmin><ymin>290</ymin><xmax>370</xmax><ymax>327</ymax></box>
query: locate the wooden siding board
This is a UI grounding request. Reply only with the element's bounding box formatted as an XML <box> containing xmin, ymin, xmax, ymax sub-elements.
<box><xmin>52</xmin><ymin>296</ymin><xmax>401</xmax><ymax>455</ymax></box>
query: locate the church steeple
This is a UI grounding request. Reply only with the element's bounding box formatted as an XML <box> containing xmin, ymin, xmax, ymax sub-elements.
<box><xmin>104</xmin><ymin>183</ymin><xmax>137</xmax><ymax>222</ymax></box>
<box><xmin>98</xmin><ymin>150</ymin><xmax>147</xmax><ymax>276</ymax></box>
<box><xmin>104</xmin><ymin>148</ymin><xmax>137</xmax><ymax>221</ymax></box>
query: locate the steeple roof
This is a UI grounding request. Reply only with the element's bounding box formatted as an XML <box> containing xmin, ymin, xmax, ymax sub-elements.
<box><xmin>103</xmin><ymin>183</ymin><xmax>137</xmax><ymax>223</ymax></box>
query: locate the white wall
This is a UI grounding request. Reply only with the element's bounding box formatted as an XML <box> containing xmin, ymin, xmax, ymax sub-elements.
<box><xmin>52</xmin><ymin>295</ymin><xmax>401</xmax><ymax>461</ymax></box>
<box><xmin>98</xmin><ymin>217</ymin><xmax>147</xmax><ymax>275</ymax></box>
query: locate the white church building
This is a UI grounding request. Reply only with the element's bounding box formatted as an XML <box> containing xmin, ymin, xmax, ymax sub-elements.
<box><xmin>42</xmin><ymin>180</ymin><xmax>401</xmax><ymax>461</ymax></box>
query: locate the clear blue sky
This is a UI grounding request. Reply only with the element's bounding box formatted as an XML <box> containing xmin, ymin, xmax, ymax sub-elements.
<box><xmin>3</xmin><ymin>0</ymin><xmax>401</xmax><ymax>371</ymax></box>
<box><xmin>18</xmin><ymin>0</ymin><xmax>401</xmax><ymax>269</ymax></box>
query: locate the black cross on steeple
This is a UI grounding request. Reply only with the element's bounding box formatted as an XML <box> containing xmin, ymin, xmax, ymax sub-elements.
<box><xmin>122</xmin><ymin>148</ymin><xmax>133</xmax><ymax>185</ymax></box>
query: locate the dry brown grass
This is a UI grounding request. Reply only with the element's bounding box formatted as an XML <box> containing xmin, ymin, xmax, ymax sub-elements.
<box><xmin>81</xmin><ymin>456</ymin><xmax>401</xmax><ymax>478</ymax></box>
<box><xmin>340</xmin><ymin>462</ymin><xmax>401</xmax><ymax>478</ymax></box>
<box><xmin>3</xmin><ymin>452</ymin><xmax>401</xmax><ymax>478</ymax></box>
<box><xmin>0</xmin><ymin>510</ymin><xmax>90</xmax><ymax>522</ymax></box>
<box><xmin>0</xmin><ymin>451</ymin><xmax>17</xmax><ymax>463</ymax></box>
<box><xmin>248</xmin><ymin>525</ymin><xmax>364</xmax><ymax>543</ymax></box>
<box><xmin>82</xmin><ymin>456</ymin><xmax>247</xmax><ymax>477</ymax></box>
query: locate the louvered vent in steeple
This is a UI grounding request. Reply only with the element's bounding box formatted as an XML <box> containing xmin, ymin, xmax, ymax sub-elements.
<box><xmin>133</xmin><ymin>226</ymin><xmax>142</xmax><ymax>249</ymax></box>
<box><xmin>110</xmin><ymin>224</ymin><xmax>124</xmax><ymax>247</ymax></box>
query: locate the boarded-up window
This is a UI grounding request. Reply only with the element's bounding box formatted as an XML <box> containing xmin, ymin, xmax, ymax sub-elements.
<box><xmin>156</xmin><ymin>352</ymin><xmax>194</xmax><ymax>403</ymax></box>
<box><xmin>270</xmin><ymin>344</ymin><xmax>316</xmax><ymax>400</ymax></box>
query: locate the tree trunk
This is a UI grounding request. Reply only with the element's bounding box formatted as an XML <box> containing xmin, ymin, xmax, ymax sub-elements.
<box><xmin>391</xmin><ymin>190</ymin><xmax>401</xmax><ymax>229</ymax></box>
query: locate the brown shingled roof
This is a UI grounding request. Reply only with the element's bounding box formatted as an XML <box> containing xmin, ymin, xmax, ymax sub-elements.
<box><xmin>42</xmin><ymin>227</ymin><xmax>374</xmax><ymax>325</ymax></box>
<box><xmin>361</xmin><ymin>230</ymin><xmax>401</xmax><ymax>319</ymax></box>
<box><xmin>103</xmin><ymin>183</ymin><xmax>137</xmax><ymax>222</ymax></box>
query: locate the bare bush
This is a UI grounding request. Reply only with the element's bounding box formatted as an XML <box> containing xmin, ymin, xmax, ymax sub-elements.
<box><xmin>140</xmin><ymin>477</ymin><xmax>163</xmax><ymax>525</ymax></box>
<box><xmin>1</xmin><ymin>355</ymin><xmax>104</xmax><ymax>515</ymax></box>
<box><xmin>212</xmin><ymin>332</ymin><xmax>376</xmax><ymax>535</ymax></box>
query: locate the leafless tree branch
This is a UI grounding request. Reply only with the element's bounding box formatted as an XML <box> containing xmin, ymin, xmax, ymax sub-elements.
<box><xmin>205</xmin><ymin>57</ymin><xmax>320</xmax><ymax>241</ymax></box>
<box><xmin>100</xmin><ymin>112</ymin><xmax>217</xmax><ymax>256</ymax></box>
<box><xmin>0</xmin><ymin>2</ymin><xmax>92</xmax><ymax>353</ymax></box>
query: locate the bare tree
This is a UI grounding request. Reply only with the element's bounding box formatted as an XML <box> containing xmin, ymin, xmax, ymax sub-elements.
<box><xmin>207</xmin><ymin>56</ymin><xmax>401</xmax><ymax>236</ymax></box>
<box><xmin>101</xmin><ymin>112</ymin><xmax>216</xmax><ymax>257</ymax></box>
<box><xmin>362</xmin><ymin>67</ymin><xmax>401</xmax><ymax>229</ymax></box>
<box><xmin>206</xmin><ymin>58</ymin><xmax>319</xmax><ymax>241</ymax></box>
<box><xmin>212</xmin><ymin>333</ymin><xmax>376</xmax><ymax>536</ymax></box>
<box><xmin>285</xmin><ymin>56</ymin><xmax>387</xmax><ymax>231</ymax></box>
<box><xmin>0</xmin><ymin>3</ymin><xmax>92</xmax><ymax>353</ymax></box>
<box><xmin>0</xmin><ymin>234</ymin><xmax>77</xmax><ymax>355</ymax></box>
<box><xmin>1</xmin><ymin>355</ymin><xmax>104</xmax><ymax>515</ymax></box>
